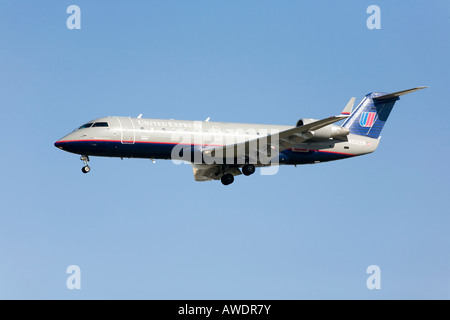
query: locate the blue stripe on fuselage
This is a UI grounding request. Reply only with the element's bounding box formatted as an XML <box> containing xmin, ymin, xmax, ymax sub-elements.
<box><xmin>54</xmin><ymin>140</ymin><xmax>177</xmax><ymax>159</ymax></box>
<box><xmin>54</xmin><ymin>140</ymin><xmax>355</xmax><ymax>164</ymax></box>
<box><xmin>281</xmin><ymin>149</ymin><xmax>355</xmax><ymax>165</ymax></box>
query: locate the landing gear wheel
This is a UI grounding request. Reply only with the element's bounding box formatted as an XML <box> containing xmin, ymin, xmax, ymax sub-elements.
<box><xmin>221</xmin><ymin>173</ymin><xmax>234</xmax><ymax>185</ymax></box>
<box><xmin>80</xmin><ymin>155</ymin><xmax>91</xmax><ymax>174</ymax></box>
<box><xmin>242</xmin><ymin>164</ymin><xmax>256</xmax><ymax>176</ymax></box>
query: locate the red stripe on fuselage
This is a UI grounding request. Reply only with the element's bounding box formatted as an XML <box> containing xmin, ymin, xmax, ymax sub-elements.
<box><xmin>55</xmin><ymin>139</ymin><xmax>224</xmax><ymax>147</ymax></box>
<box><xmin>317</xmin><ymin>150</ymin><xmax>356</xmax><ymax>156</ymax></box>
<box><xmin>286</xmin><ymin>148</ymin><xmax>355</xmax><ymax>156</ymax></box>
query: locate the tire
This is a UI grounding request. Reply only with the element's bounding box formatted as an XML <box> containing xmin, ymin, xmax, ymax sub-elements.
<box><xmin>221</xmin><ymin>173</ymin><xmax>234</xmax><ymax>185</ymax></box>
<box><xmin>82</xmin><ymin>166</ymin><xmax>90</xmax><ymax>174</ymax></box>
<box><xmin>242</xmin><ymin>164</ymin><xmax>256</xmax><ymax>176</ymax></box>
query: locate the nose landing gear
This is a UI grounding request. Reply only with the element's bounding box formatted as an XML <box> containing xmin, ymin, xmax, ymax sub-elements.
<box><xmin>80</xmin><ymin>155</ymin><xmax>90</xmax><ymax>174</ymax></box>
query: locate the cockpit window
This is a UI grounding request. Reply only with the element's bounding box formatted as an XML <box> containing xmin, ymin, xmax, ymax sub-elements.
<box><xmin>92</xmin><ymin>122</ymin><xmax>109</xmax><ymax>127</ymax></box>
<box><xmin>78</xmin><ymin>123</ymin><xmax>93</xmax><ymax>129</ymax></box>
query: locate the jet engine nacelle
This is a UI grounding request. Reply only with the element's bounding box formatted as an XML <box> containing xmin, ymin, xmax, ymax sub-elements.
<box><xmin>296</xmin><ymin>118</ymin><xmax>317</xmax><ymax>127</ymax></box>
<box><xmin>296</xmin><ymin>118</ymin><xmax>349</xmax><ymax>139</ymax></box>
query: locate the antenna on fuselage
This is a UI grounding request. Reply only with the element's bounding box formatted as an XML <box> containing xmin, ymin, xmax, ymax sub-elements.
<box><xmin>205</xmin><ymin>117</ymin><xmax>210</xmax><ymax>122</ymax></box>
<box><xmin>137</xmin><ymin>114</ymin><xmax>143</xmax><ymax>118</ymax></box>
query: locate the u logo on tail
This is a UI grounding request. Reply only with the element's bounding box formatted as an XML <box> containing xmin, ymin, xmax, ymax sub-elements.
<box><xmin>360</xmin><ymin>112</ymin><xmax>376</xmax><ymax>127</ymax></box>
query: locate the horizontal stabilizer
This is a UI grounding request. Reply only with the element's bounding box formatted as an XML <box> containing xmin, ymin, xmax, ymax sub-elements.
<box><xmin>373</xmin><ymin>87</ymin><xmax>427</xmax><ymax>101</ymax></box>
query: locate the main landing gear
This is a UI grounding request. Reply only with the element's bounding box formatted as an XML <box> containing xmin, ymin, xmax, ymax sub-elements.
<box><xmin>242</xmin><ymin>164</ymin><xmax>255</xmax><ymax>176</ymax></box>
<box><xmin>221</xmin><ymin>173</ymin><xmax>234</xmax><ymax>186</ymax></box>
<box><xmin>80</xmin><ymin>155</ymin><xmax>90</xmax><ymax>174</ymax></box>
<box><xmin>220</xmin><ymin>164</ymin><xmax>256</xmax><ymax>186</ymax></box>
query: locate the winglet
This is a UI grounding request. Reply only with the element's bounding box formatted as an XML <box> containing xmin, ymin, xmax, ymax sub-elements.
<box><xmin>341</xmin><ymin>97</ymin><xmax>355</xmax><ymax>116</ymax></box>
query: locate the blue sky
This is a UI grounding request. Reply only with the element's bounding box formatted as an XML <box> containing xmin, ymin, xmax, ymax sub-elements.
<box><xmin>0</xmin><ymin>1</ymin><xmax>449</xmax><ymax>299</ymax></box>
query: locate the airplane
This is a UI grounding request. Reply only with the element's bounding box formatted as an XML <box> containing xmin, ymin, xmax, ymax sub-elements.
<box><xmin>55</xmin><ymin>87</ymin><xmax>426</xmax><ymax>185</ymax></box>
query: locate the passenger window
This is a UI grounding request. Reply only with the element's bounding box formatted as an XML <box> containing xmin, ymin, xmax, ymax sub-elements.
<box><xmin>92</xmin><ymin>122</ymin><xmax>109</xmax><ymax>127</ymax></box>
<box><xmin>78</xmin><ymin>123</ymin><xmax>93</xmax><ymax>129</ymax></box>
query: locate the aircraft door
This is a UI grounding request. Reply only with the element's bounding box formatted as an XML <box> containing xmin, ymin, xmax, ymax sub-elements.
<box><xmin>117</xmin><ymin>117</ymin><xmax>136</xmax><ymax>144</ymax></box>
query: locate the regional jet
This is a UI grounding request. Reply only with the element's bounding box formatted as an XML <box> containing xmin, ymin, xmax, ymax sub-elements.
<box><xmin>55</xmin><ymin>87</ymin><xmax>425</xmax><ymax>185</ymax></box>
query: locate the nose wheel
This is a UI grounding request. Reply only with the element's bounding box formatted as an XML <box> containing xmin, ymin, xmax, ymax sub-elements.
<box><xmin>80</xmin><ymin>155</ymin><xmax>91</xmax><ymax>174</ymax></box>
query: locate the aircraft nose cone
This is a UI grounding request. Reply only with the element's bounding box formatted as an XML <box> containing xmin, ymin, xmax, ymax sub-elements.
<box><xmin>54</xmin><ymin>140</ymin><xmax>64</xmax><ymax>150</ymax></box>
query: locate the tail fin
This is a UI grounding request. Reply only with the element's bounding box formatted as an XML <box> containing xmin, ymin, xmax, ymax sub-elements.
<box><xmin>342</xmin><ymin>87</ymin><xmax>426</xmax><ymax>139</ymax></box>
